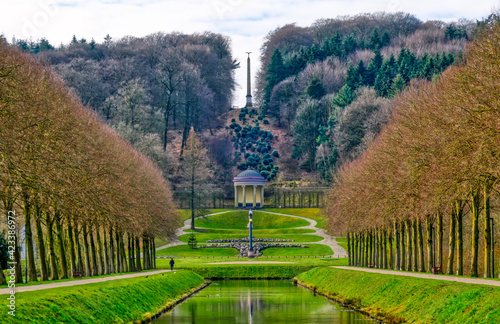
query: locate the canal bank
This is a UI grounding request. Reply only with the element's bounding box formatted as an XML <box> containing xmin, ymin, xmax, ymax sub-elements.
<box><xmin>0</xmin><ymin>270</ymin><xmax>205</xmax><ymax>324</ymax></box>
<box><xmin>296</xmin><ymin>267</ymin><xmax>500</xmax><ymax>324</ymax></box>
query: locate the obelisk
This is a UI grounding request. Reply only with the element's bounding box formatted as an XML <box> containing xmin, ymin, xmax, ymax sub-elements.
<box><xmin>245</xmin><ymin>52</ymin><xmax>253</xmax><ymax>107</ymax></box>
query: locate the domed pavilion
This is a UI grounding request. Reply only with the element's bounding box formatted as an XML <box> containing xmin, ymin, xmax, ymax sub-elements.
<box><xmin>233</xmin><ymin>170</ymin><xmax>265</xmax><ymax>208</ymax></box>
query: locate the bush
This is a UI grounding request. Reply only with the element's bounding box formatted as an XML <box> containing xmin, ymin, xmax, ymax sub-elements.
<box><xmin>258</xmin><ymin>115</ymin><xmax>263</xmax><ymax>120</ymax></box>
<box><xmin>272</xmin><ymin>150</ymin><xmax>280</xmax><ymax>158</ymax></box>
<box><xmin>231</xmin><ymin>118</ymin><xmax>236</xmax><ymax>122</ymax></box>
<box><xmin>263</xmin><ymin>119</ymin><xmax>269</xmax><ymax>124</ymax></box>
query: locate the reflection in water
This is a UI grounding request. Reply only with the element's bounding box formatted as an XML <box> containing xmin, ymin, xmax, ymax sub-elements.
<box><xmin>152</xmin><ymin>280</ymin><xmax>374</xmax><ymax>324</ymax></box>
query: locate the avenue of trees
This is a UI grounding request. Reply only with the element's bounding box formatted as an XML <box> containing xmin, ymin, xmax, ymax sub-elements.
<box><xmin>326</xmin><ymin>14</ymin><xmax>500</xmax><ymax>278</ymax></box>
<box><xmin>255</xmin><ymin>12</ymin><xmax>471</xmax><ymax>181</ymax></box>
<box><xmin>0</xmin><ymin>39</ymin><xmax>178</xmax><ymax>284</ymax></box>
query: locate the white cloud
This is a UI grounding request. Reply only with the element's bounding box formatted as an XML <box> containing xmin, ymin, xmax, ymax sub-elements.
<box><xmin>1</xmin><ymin>0</ymin><xmax>498</xmax><ymax>105</ymax></box>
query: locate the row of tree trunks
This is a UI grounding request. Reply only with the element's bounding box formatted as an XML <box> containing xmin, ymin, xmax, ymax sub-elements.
<box><xmin>7</xmin><ymin>201</ymin><xmax>156</xmax><ymax>282</ymax></box>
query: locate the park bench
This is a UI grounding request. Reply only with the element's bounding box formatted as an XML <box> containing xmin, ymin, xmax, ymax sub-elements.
<box><xmin>431</xmin><ymin>264</ymin><xmax>442</xmax><ymax>274</ymax></box>
<box><xmin>368</xmin><ymin>262</ymin><xmax>375</xmax><ymax>268</ymax></box>
<box><xmin>73</xmin><ymin>271</ymin><xmax>83</xmax><ymax>279</ymax></box>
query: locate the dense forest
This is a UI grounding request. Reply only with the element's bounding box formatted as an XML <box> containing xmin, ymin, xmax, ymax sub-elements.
<box><xmin>256</xmin><ymin>12</ymin><xmax>473</xmax><ymax>182</ymax></box>
<box><xmin>327</xmin><ymin>14</ymin><xmax>500</xmax><ymax>278</ymax></box>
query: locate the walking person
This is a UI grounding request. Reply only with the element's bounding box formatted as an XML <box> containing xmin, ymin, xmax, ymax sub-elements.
<box><xmin>170</xmin><ymin>257</ymin><xmax>175</xmax><ymax>271</ymax></box>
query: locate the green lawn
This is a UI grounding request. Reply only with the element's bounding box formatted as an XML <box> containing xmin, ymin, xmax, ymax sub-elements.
<box><xmin>184</xmin><ymin>228</ymin><xmax>315</xmax><ymax>234</ymax></box>
<box><xmin>262</xmin><ymin>208</ymin><xmax>328</xmax><ymax>229</ymax></box>
<box><xmin>262</xmin><ymin>244</ymin><xmax>333</xmax><ymax>256</ymax></box>
<box><xmin>195</xmin><ymin>211</ymin><xmax>309</xmax><ymax>229</ymax></box>
<box><xmin>336</xmin><ymin>237</ymin><xmax>347</xmax><ymax>251</ymax></box>
<box><xmin>156</xmin><ymin>244</ymin><xmax>239</xmax><ymax>257</ymax></box>
<box><xmin>177</xmin><ymin>209</ymin><xmax>233</xmax><ymax>222</ymax></box>
<box><xmin>178</xmin><ymin>233</ymin><xmax>324</xmax><ymax>243</ymax></box>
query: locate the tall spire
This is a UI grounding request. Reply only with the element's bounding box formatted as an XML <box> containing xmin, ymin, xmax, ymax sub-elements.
<box><xmin>245</xmin><ymin>52</ymin><xmax>252</xmax><ymax>107</ymax></box>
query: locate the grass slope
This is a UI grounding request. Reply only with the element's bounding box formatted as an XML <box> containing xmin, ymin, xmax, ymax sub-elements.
<box><xmin>1</xmin><ymin>271</ymin><xmax>204</xmax><ymax>324</ymax></box>
<box><xmin>195</xmin><ymin>211</ymin><xmax>309</xmax><ymax>229</ymax></box>
<box><xmin>297</xmin><ymin>267</ymin><xmax>500</xmax><ymax>324</ymax></box>
<box><xmin>262</xmin><ymin>208</ymin><xmax>328</xmax><ymax>229</ymax></box>
<box><xmin>157</xmin><ymin>244</ymin><xmax>239</xmax><ymax>257</ymax></box>
<box><xmin>262</xmin><ymin>244</ymin><xmax>333</xmax><ymax>256</ymax></box>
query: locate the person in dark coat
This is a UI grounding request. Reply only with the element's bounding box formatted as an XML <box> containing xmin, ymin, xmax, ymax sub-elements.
<box><xmin>170</xmin><ymin>258</ymin><xmax>175</xmax><ymax>271</ymax></box>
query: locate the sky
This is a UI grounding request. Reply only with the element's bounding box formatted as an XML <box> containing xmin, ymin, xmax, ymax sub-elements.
<box><xmin>1</xmin><ymin>0</ymin><xmax>499</xmax><ymax>106</ymax></box>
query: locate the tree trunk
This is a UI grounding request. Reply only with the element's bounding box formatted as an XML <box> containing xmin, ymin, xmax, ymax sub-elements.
<box><xmin>82</xmin><ymin>222</ymin><xmax>91</xmax><ymax>277</ymax></box>
<box><xmin>55</xmin><ymin>211</ymin><xmax>68</xmax><ymax>279</ymax></box>
<box><xmin>417</xmin><ymin>218</ymin><xmax>425</xmax><ymax>272</ymax></box>
<box><xmin>369</xmin><ymin>230</ymin><xmax>373</xmax><ymax>266</ymax></box>
<box><xmin>143</xmin><ymin>235</ymin><xmax>149</xmax><ymax>270</ymax></box>
<box><xmin>457</xmin><ymin>201</ymin><xmax>464</xmax><ymax>276</ymax></box>
<box><xmin>120</xmin><ymin>233</ymin><xmax>127</xmax><ymax>272</ymax></box>
<box><xmin>109</xmin><ymin>227</ymin><xmax>115</xmax><ymax>273</ymax></box>
<box><xmin>401</xmin><ymin>221</ymin><xmax>406</xmax><ymax>271</ymax></box>
<box><xmin>412</xmin><ymin>219</ymin><xmax>418</xmax><ymax>272</ymax></box>
<box><xmin>103</xmin><ymin>227</ymin><xmax>109</xmax><ymax>274</ymax></box>
<box><xmin>389</xmin><ymin>229</ymin><xmax>394</xmax><ymax>269</ymax></box>
<box><xmin>347</xmin><ymin>232</ymin><xmax>351</xmax><ymax>266</ymax></box>
<box><xmin>394</xmin><ymin>222</ymin><xmax>400</xmax><ymax>270</ymax></box>
<box><xmin>89</xmin><ymin>225</ymin><xmax>99</xmax><ymax>276</ymax></box>
<box><xmin>35</xmin><ymin>204</ymin><xmax>48</xmax><ymax>281</ymax></box>
<box><xmin>354</xmin><ymin>233</ymin><xmax>358</xmax><ymax>266</ymax></box>
<box><xmin>437</xmin><ymin>211</ymin><xmax>443</xmax><ymax>269</ymax></box>
<box><xmin>68</xmin><ymin>218</ymin><xmax>77</xmax><ymax>275</ymax></box>
<box><xmin>406</xmin><ymin>220</ymin><xmax>412</xmax><ymax>271</ymax></box>
<box><xmin>135</xmin><ymin>236</ymin><xmax>141</xmax><ymax>271</ymax></box>
<box><xmin>116</xmin><ymin>230</ymin><xmax>122</xmax><ymax>273</ymax></box>
<box><xmin>46</xmin><ymin>211</ymin><xmax>59</xmax><ymax>280</ymax></box>
<box><xmin>22</xmin><ymin>192</ymin><xmax>37</xmax><ymax>282</ymax></box>
<box><xmin>470</xmin><ymin>190</ymin><xmax>480</xmax><ymax>277</ymax></box>
<box><xmin>447</xmin><ymin>208</ymin><xmax>456</xmax><ymax>275</ymax></box>
<box><xmin>96</xmin><ymin>226</ymin><xmax>104</xmax><ymax>275</ymax></box>
<box><xmin>75</xmin><ymin>223</ymin><xmax>83</xmax><ymax>275</ymax></box>
<box><xmin>426</xmin><ymin>215</ymin><xmax>433</xmax><ymax>272</ymax></box>
<box><xmin>0</xmin><ymin>263</ymin><xmax>6</xmax><ymax>285</ymax></box>
<box><xmin>484</xmin><ymin>184</ymin><xmax>492</xmax><ymax>278</ymax></box>
<box><xmin>383</xmin><ymin>229</ymin><xmax>388</xmax><ymax>269</ymax></box>
<box><xmin>152</xmin><ymin>237</ymin><xmax>156</xmax><ymax>269</ymax></box>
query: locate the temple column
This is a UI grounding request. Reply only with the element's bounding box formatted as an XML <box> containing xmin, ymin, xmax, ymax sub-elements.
<box><xmin>235</xmin><ymin>185</ymin><xmax>238</xmax><ymax>207</ymax></box>
<box><xmin>261</xmin><ymin>185</ymin><xmax>264</xmax><ymax>208</ymax></box>
<box><xmin>253</xmin><ymin>185</ymin><xmax>257</xmax><ymax>208</ymax></box>
<box><xmin>243</xmin><ymin>185</ymin><xmax>246</xmax><ymax>207</ymax></box>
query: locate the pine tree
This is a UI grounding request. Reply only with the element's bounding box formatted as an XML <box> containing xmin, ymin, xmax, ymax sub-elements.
<box><xmin>381</xmin><ymin>31</ymin><xmax>391</xmax><ymax>47</ymax></box>
<box><xmin>389</xmin><ymin>73</ymin><xmax>406</xmax><ymax>97</ymax></box>
<box><xmin>331</xmin><ymin>85</ymin><xmax>355</xmax><ymax>108</ymax></box>
<box><xmin>367</xmin><ymin>50</ymin><xmax>383</xmax><ymax>86</ymax></box>
<box><xmin>369</xmin><ymin>28</ymin><xmax>381</xmax><ymax>50</ymax></box>
<box><xmin>263</xmin><ymin>48</ymin><xmax>286</xmax><ymax>112</ymax></box>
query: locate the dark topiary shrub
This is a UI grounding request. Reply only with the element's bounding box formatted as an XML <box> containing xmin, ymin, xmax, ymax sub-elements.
<box><xmin>263</xmin><ymin>119</ymin><xmax>269</xmax><ymax>124</ymax></box>
<box><xmin>272</xmin><ymin>150</ymin><xmax>279</xmax><ymax>158</ymax></box>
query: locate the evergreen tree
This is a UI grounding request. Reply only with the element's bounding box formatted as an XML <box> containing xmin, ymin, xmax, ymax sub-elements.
<box><xmin>306</xmin><ymin>77</ymin><xmax>326</xmax><ymax>99</ymax></box>
<box><xmin>381</xmin><ymin>31</ymin><xmax>391</xmax><ymax>47</ymax></box>
<box><xmin>331</xmin><ymin>85</ymin><xmax>355</xmax><ymax>108</ymax></box>
<box><xmin>369</xmin><ymin>28</ymin><xmax>381</xmax><ymax>50</ymax></box>
<box><xmin>389</xmin><ymin>73</ymin><xmax>406</xmax><ymax>97</ymax></box>
<box><xmin>367</xmin><ymin>50</ymin><xmax>383</xmax><ymax>86</ymax></box>
<box><xmin>263</xmin><ymin>48</ymin><xmax>286</xmax><ymax>112</ymax></box>
<box><xmin>342</xmin><ymin>34</ymin><xmax>358</xmax><ymax>58</ymax></box>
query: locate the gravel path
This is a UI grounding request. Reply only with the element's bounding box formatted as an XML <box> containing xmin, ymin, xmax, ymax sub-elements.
<box><xmin>0</xmin><ymin>269</ymin><xmax>174</xmax><ymax>295</ymax></box>
<box><xmin>332</xmin><ymin>266</ymin><xmax>500</xmax><ymax>287</ymax></box>
<box><xmin>156</xmin><ymin>210</ymin><xmax>348</xmax><ymax>258</ymax></box>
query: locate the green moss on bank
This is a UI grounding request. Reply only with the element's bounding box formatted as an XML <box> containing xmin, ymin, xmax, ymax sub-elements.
<box><xmin>1</xmin><ymin>270</ymin><xmax>205</xmax><ymax>324</ymax></box>
<box><xmin>297</xmin><ymin>267</ymin><xmax>500</xmax><ymax>324</ymax></box>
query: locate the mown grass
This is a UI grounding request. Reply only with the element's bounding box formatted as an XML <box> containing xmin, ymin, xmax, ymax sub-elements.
<box><xmin>156</xmin><ymin>244</ymin><xmax>239</xmax><ymax>257</ymax></box>
<box><xmin>178</xmin><ymin>233</ymin><xmax>324</xmax><ymax>243</ymax></box>
<box><xmin>177</xmin><ymin>209</ymin><xmax>232</xmax><ymax>222</ymax></box>
<box><xmin>1</xmin><ymin>271</ymin><xmax>205</xmax><ymax>324</ymax></box>
<box><xmin>195</xmin><ymin>211</ymin><xmax>309</xmax><ymax>229</ymax></box>
<box><xmin>336</xmin><ymin>237</ymin><xmax>347</xmax><ymax>251</ymax></box>
<box><xmin>184</xmin><ymin>228</ymin><xmax>315</xmax><ymax>234</ymax></box>
<box><xmin>262</xmin><ymin>208</ymin><xmax>328</xmax><ymax>229</ymax></box>
<box><xmin>297</xmin><ymin>267</ymin><xmax>500</xmax><ymax>324</ymax></box>
<box><xmin>262</xmin><ymin>244</ymin><xmax>333</xmax><ymax>256</ymax></box>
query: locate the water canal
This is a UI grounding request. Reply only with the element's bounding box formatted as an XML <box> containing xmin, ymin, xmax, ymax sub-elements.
<box><xmin>152</xmin><ymin>280</ymin><xmax>375</xmax><ymax>323</ymax></box>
